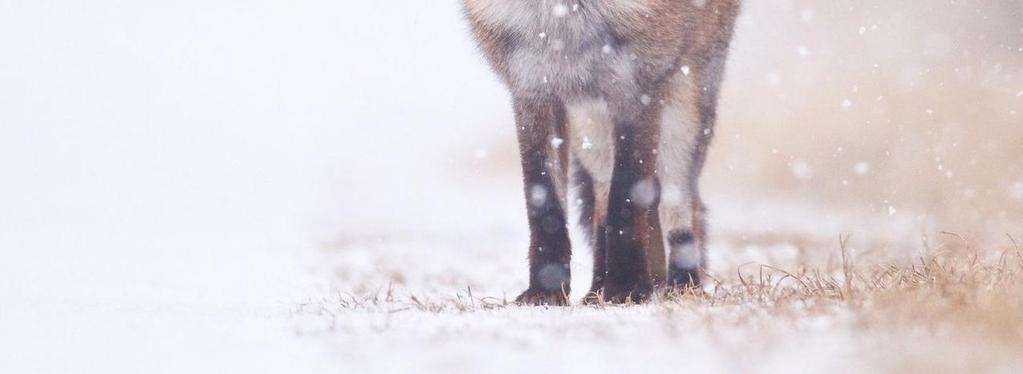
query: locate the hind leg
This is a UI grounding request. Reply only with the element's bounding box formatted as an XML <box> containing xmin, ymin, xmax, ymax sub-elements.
<box><xmin>661</xmin><ymin>200</ymin><xmax>706</xmax><ymax>289</ymax></box>
<box><xmin>601</xmin><ymin>103</ymin><xmax>663</xmax><ymax>304</ymax></box>
<box><xmin>645</xmin><ymin>187</ymin><xmax>667</xmax><ymax>289</ymax></box>
<box><xmin>658</xmin><ymin>50</ymin><xmax>731</xmax><ymax>290</ymax></box>
<box><xmin>657</xmin><ymin>77</ymin><xmax>711</xmax><ymax>290</ymax></box>
<box><xmin>659</xmin><ymin>138</ymin><xmax>706</xmax><ymax>290</ymax></box>
<box><xmin>580</xmin><ymin>165</ymin><xmax>665</xmax><ymax>302</ymax></box>
<box><xmin>573</xmin><ymin>163</ymin><xmax>610</xmax><ymax>303</ymax></box>
<box><xmin>566</xmin><ymin>99</ymin><xmax>617</xmax><ymax>303</ymax></box>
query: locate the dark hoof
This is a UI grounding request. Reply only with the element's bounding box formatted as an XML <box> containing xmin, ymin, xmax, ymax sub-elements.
<box><xmin>515</xmin><ymin>288</ymin><xmax>570</xmax><ymax>306</ymax></box>
<box><xmin>603</xmin><ymin>283</ymin><xmax>653</xmax><ymax>304</ymax></box>
<box><xmin>668</xmin><ymin>268</ymin><xmax>702</xmax><ymax>290</ymax></box>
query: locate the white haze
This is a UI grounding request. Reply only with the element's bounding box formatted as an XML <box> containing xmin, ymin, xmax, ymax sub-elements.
<box><xmin>2</xmin><ymin>0</ymin><xmax>1020</xmax><ymax>373</ymax></box>
<box><xmin>0</xmin><ymin>1</ymin><xmax>500</xmax><ymax>372</ymax></box>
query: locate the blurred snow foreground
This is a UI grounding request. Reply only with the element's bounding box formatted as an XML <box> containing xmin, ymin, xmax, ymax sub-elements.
<box><xmin>1</xmin><ymin>1</ymin><xmax>1022</xmax><ymax>373</ymax></box>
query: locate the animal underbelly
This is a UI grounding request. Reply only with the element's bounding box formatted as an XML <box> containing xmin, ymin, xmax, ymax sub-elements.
<box><xmin>567</xmin><ymin>99</ymin><xmax>615</xmax><ymax>183</ymax></box>
<box><xmin>566</xmin><ymin>87</ymin><xmax>702</xmax><ymax>187</ymax></box>
<box><xmin>509</xmin><ymin>49</ymin><xmax>595</xmax><ymax>89</ymax></box>
<box><xmin>477</xmin><ymin>4</ymin><xmax>632</xmax><ymax>94</ymax></box>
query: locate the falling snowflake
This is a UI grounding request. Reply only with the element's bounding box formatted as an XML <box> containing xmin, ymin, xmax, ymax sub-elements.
<box><xmin>581</xmin><ymin>136</ymin><xmax>594</xmax><ymax>150</ymax></box>
<box><xmin>854</xmin><ymin>162</ymin><xmax>871</xmax><ymax>176</ymax></box>
<box><xmin>551</xmin><ymin>137</ymin><xmax>564</xmax><ymax>149</ymax></box>
<box><xmin>640</xmin><ymin>94</ymin><xmax>652</xmax><ymax>106</ymax></box>
<box><xmin>790</xmin><ymin>160</ymin><xmax>814</xmax><ymax>181</ymax></box>
<box><xmin>552</xmin><ymin>4</ymin><xmax>569</xmax><ymax>17</ymax></box>
<box><xmin>529</xmin><ymin>185</ymin><xmax>549</xmax><ymax>207</ymax></box>
<box><xmin>800</xmin><ymin>9</ymin><xmax>814</xmax><ymax>23</ymax></box>
<box><xmin>1010</xmin><ymin>181</ymin><xmax>1023</xmax><ymax>201</ymax></box>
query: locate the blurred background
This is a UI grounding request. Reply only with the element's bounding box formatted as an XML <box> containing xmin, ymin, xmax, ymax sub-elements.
<box><xmin>713</xmin><ymin>0</ymin><xmax>1023</xmax><ymax>239</ymax></box>
<box><xmin>449</xmin><ymin>0</ymin><xmax>1023</xmax><ymax>243</ymax></box>
<box><xmin>0</xmin><ymin>0</ymin><xmax>1020</xmax><ymax>372</ymax></box>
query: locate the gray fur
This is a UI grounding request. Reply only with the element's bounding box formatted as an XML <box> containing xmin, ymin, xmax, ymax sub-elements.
<box><xmin>463</xmin><ymin>0</ymin><xmax>741</xmax><ymax>301</ymax></box>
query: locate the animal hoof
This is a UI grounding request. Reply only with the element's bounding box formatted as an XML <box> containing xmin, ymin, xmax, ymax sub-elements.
<box><xmin>602</xmin><ymin>283</ymin><xmax>652</xmax><ymax>304</ymax></box>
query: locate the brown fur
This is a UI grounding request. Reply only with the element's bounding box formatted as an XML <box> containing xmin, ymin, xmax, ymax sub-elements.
<box><xmin>463</xmin><ymin>0</ymin><xmax>741</xmax><ymax>304</ymax></box>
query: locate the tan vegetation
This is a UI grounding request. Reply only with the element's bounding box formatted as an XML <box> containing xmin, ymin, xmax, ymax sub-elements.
<box><xmin>307</xmin><ymin>233</ymin><xmax>1023</xmax><ymax>372</ymax></box>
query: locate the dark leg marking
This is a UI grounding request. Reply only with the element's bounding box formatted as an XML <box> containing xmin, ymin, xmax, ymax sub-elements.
<box><xmin>603</xmin><ymin>119</ymin><xmax>660</xmax><ymax>303</ymax></box>
<box><xmin>667</xmin><ymin>230</ymin><xmax>702</xmax><ymax>290</ymax></box>
<box><xmin>513</xmin><ymin>97</ymin><xmax>572</xmax><ymax>306</ymax></box>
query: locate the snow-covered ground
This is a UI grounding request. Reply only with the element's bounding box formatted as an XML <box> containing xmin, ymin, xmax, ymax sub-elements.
<box><xmin>2</xmin><ymin>1</ymin><xmax>1020</xmax><ymax>373</ymax></box>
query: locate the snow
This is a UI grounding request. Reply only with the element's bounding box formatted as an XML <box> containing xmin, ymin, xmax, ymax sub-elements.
<box><xmin>790</xmin><ymin>160</ymin><xmax>815</xmax><ymax>181</ymax></box>
<box><xmin>640</xmin><ymin>94</ymin><xmax>653</xmax><ymax>106</ymax></box>
<box><xmin>552</xmin><ymin>4</ymin><xmax>570</xmax><ymax>18</ymax></box>
<box><xmin>529</xmin><ymin>185</ymin><xmax>550</xmax><ymax>207</ymax></box>
<box><xmin>854</xmin><ymin>162</ymin><xmax>871</xmax><ymax>176</ymax></box>
<box><xmin>0</xmin><ymin>0</ymin><xmax>494</xmax><ymax>372</ymax></box>
<box><xmin>581</xmin><ymin>136</ymin><xmax>594</xmax><ymax>150</ymax></box>
<box><xmin>551</xmin><ymin>137</ymin><xmax>565</xmax><ymax>149</ymax></box>
<box><xmin>800</xmin><ymin>9</ymin><xmax>815</xmax><ymax>23</ymax></box>
<box><xmin>1010</xmin><ymin>181</ymin><xmax>1023</xmax><ymax>202</ymax></box>
<box><xmin>2</xmin><ymin>0</ymin><xmax>1021</xmax><ymax>373</ymax></box>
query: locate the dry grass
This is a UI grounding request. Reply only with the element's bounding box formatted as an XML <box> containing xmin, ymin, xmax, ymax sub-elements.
<box><xmin>299</xmin><ymin>1</ymin><xmax>1023</xmax><ymax>372</ymax></box>
<box><xmin>301</xmin><ymin>233</ymin><xmax>1023</xmax><ymax>373</ymax></box>
<box><xmin>308</xmin><ymin>237</ymin><xmax>1023</xmax><ymax>313</ymax></box>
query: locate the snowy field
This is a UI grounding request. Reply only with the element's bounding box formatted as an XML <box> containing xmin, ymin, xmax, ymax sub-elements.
<box><xmin>2</xmin><ymin>1</ymin><xmax>1021</xmax><ymax>373</ymax></box>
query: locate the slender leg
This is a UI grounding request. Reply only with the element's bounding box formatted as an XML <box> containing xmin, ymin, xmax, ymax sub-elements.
<box><xmin>575</xmin><ymin>163</ymin><xmax>611</xmax><ymax>303</ymax></box>
<box><xmin>645</xmin><ymin>178</ymin><xmax>667</xmax><ymax>289</ymax></box>
<box><xmin>572</xmin><ymin>164</ymin><xmax>601</xmax><ymax>286</ymax></box>
<box><xmin>660</xmin><ymin>52</ymin><xmax>729</xmax><ymax>291</ymax></box>
<box><xmin>513</xmin><ymin>97</ymin><xmax>572</xmax><ymax>306</ymax></box>
<box><xmin>661</xmin><ymin>185</ymin><xmax>706</xmax><ymax>290</ymax></box>
<box><xmin>603</xmin><ymin>107</ymin><xmax>662</xmax><ymax>303</ymax></box>
<box><xmin>658</xmin><ymin>88</ymin><xmax>707</xmax><ymax>290</ymax></box>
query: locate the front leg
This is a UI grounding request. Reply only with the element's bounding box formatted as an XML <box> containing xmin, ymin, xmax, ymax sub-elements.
<box><xmin>603</xmin><ymin>104</ymin><xmax>662</xmax><ymax>303</ymax></box>
<box><xmin>512</xmin><ymin>97</ymin><xmax>572</xmax><ymax>306</ymax></box>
